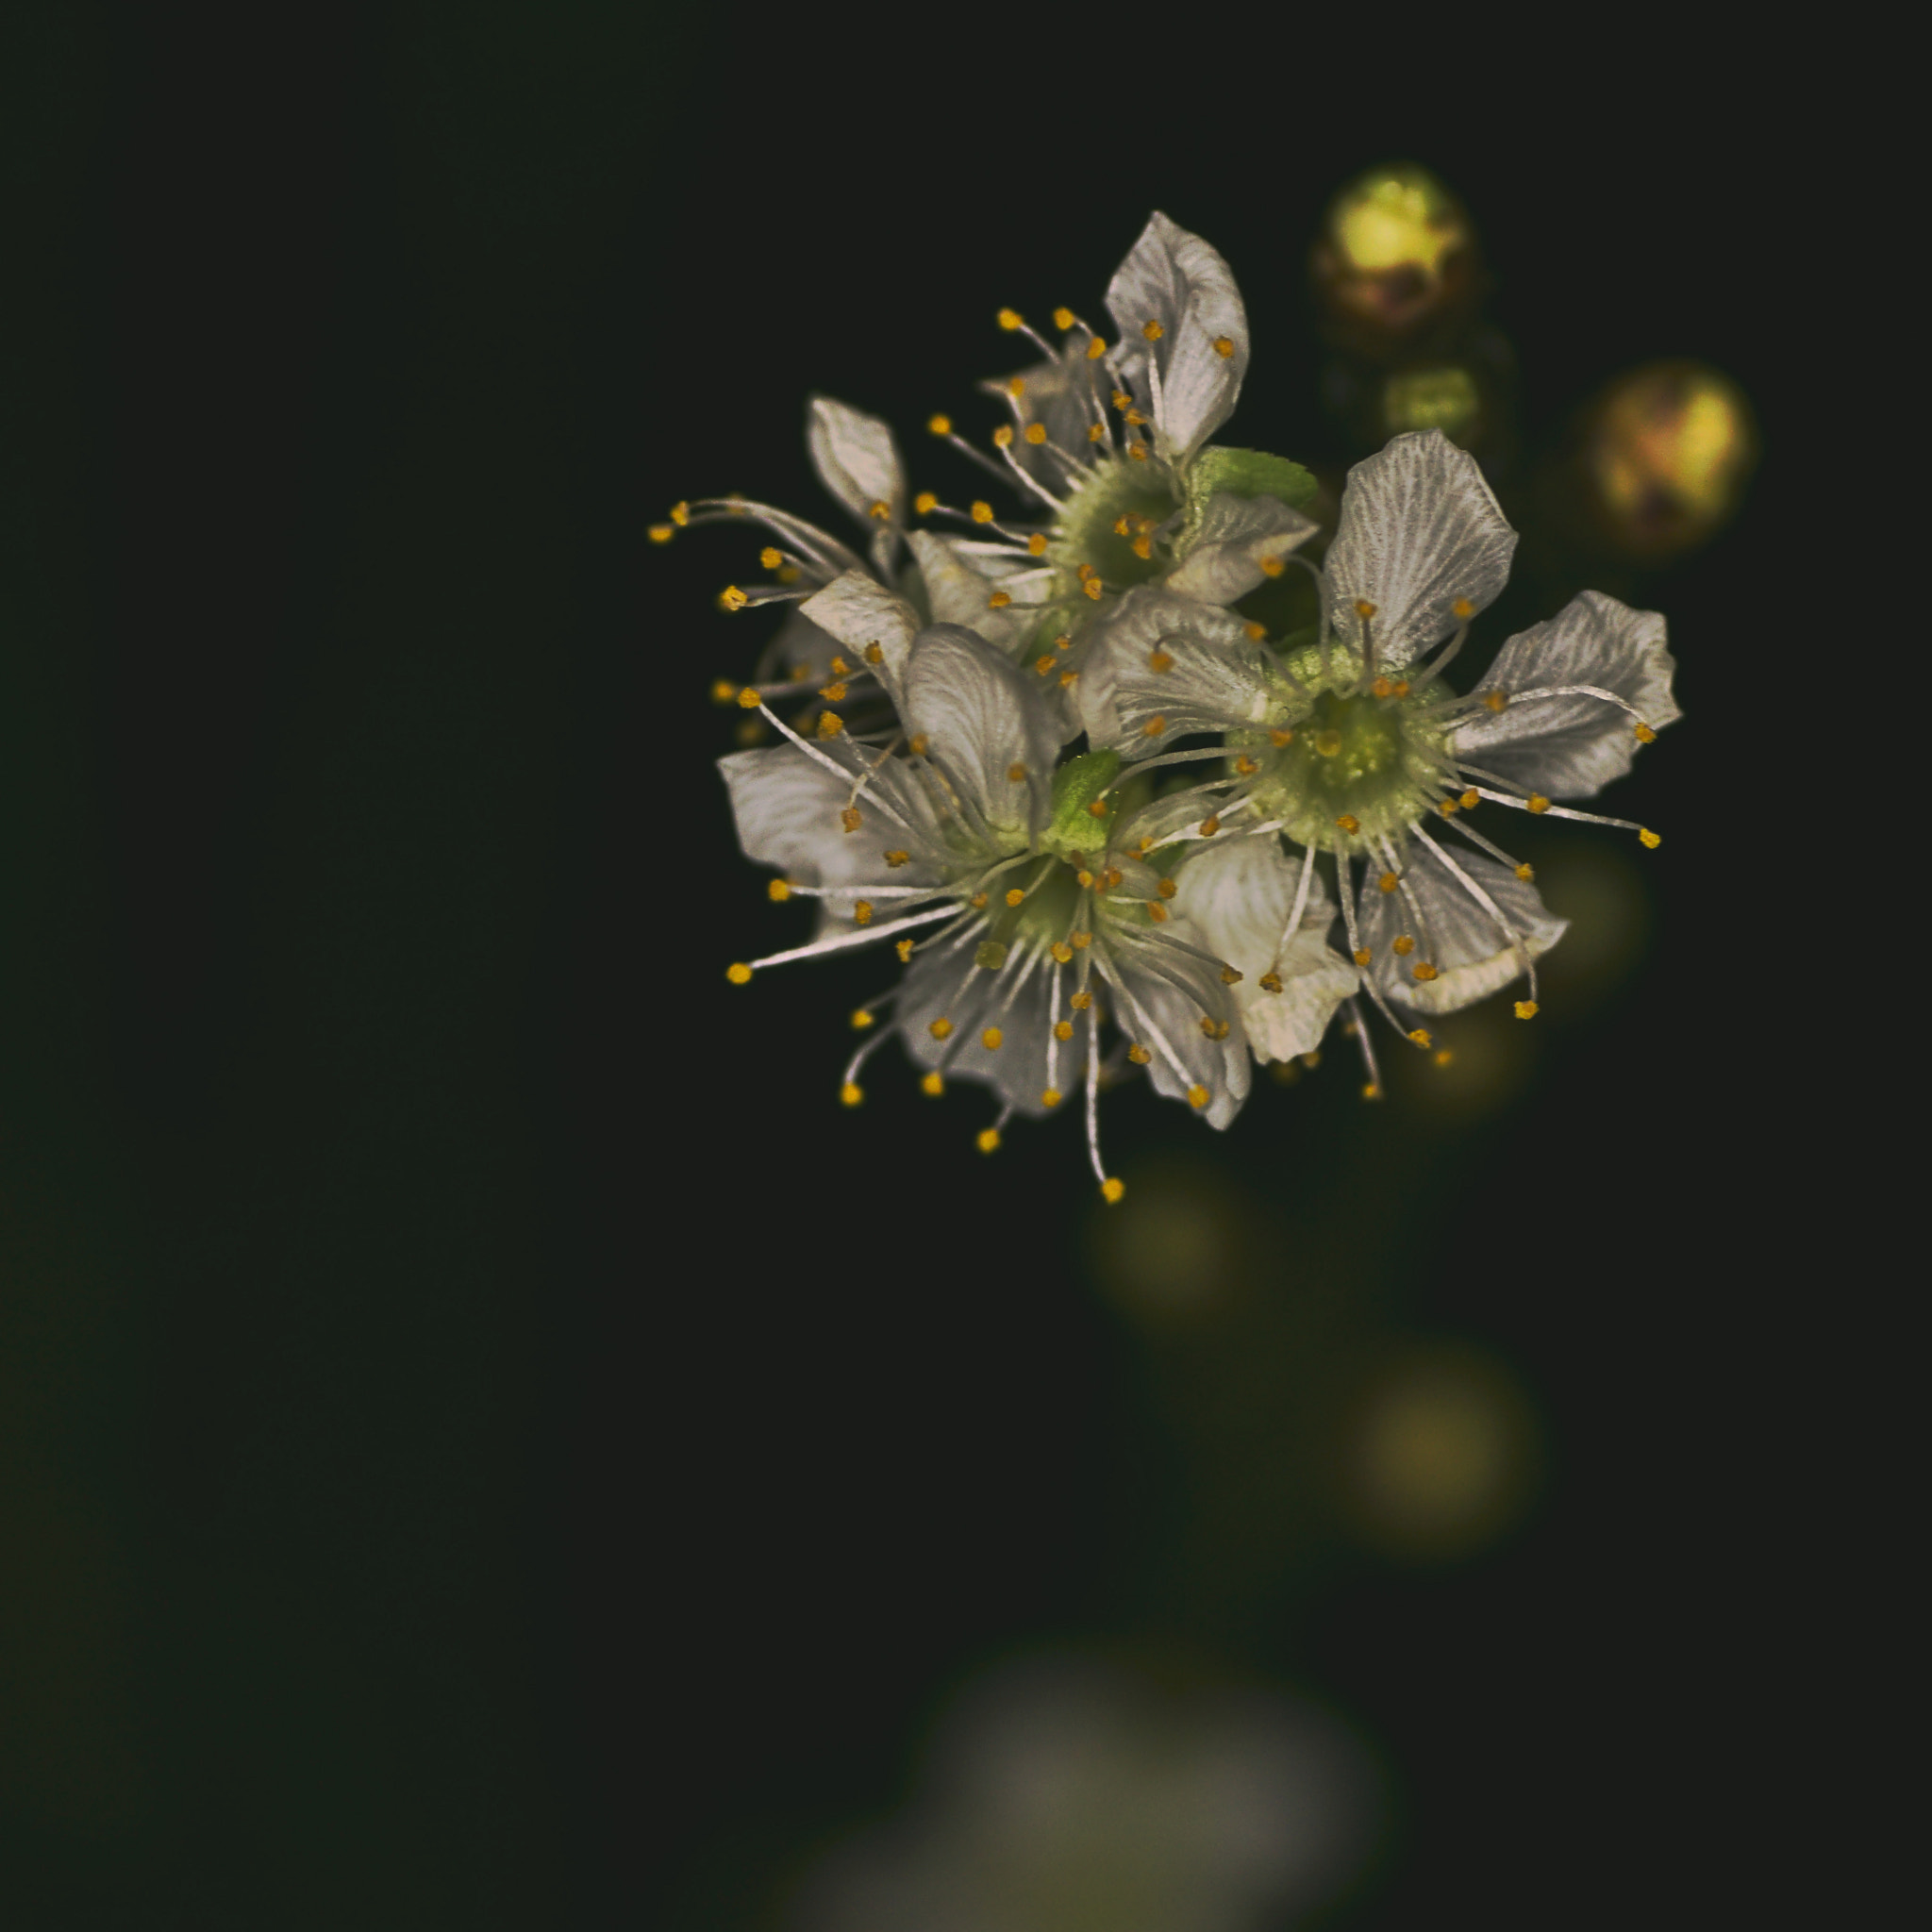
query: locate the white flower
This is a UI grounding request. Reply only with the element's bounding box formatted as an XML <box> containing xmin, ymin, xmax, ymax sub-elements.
<box><xmin>721</xmin><ymin>624</ymin><xmax>1250</xmax><ymax>1198</ymax></box>
<box><xmin>1093</xmin><ymin>429</ymin><xmax>1677</xmax><ymax>1064</ymax></box>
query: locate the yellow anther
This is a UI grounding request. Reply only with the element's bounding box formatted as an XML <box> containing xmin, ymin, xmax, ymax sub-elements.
<box><xmin>1050</xmin><ymin>941</ymin><xmax>1074</xmax><ymax>964</ymax></box>
<box><xmin>1087</xmin><ymin>337</ymin><xmax>1108</xmax><ymax>361</ymax></box>
<box><xmin>1514</xmin><ymin>862</ymin><xmax>1534</xmax><ymax>881</ymax></box>
<box><xmin>997</xmin><ymin>307</ymin><xmax>1024</xmax><ymax>331</ymax></box>
<box><xmin>1199</xmin><ymin>815</ymin><xmax>1221</xmax><ymax>836</ymax></box>
<box><xmin>1105</xmin><ymin>867</ymin><xmax>1123</xmax><ymax>888</ymax></box>
<box><xmin>768</xmin><ymin>878</ymin><xmax>792</xmax><ymax>903</ymax></box>
<box><xmin>1484</xmin><ymin>689</ymin><xmax>1509</xmax><ymax>712</ymax></box>
<box><xmin>1434</xmin><ymin>1048</ymin><xmax>1455</xmax><ymax>1067</ymax></box>
<box><xmin>1188</xmin><ymin>1084</ymin><xmax>1209</xmax><ymax>1108</ymax></box>
<box><xmin>721</xmin><ymin>586</ymin><xmax>750</xmax><ymax>611</ymax></box>
<box><xmin>1142</xmin><ymin>319</ymin><xmax>1164</xmax><ymax>341</ymax></box>
<box><xmin>854</xmin><ymin>900</ymin><xmax>874</xmax><ymax>925</ymax></box>
<box><xmin>1378</xmin><ymin>871</ymin><xmax>1399</xmax><ymax>893</ymax></box>
<box><xmin>1270</xmin><ymin>727</ymin><xmax>1293</xmax><ymax>747</ymax></box>
<box><xmin>1526</xmin><ymin>794</ymin><xmax>1551</xmax><ymax>813</ymax></box>
<box><xmin>1392</xmin><ymin>934</ymin><xmax>1415</xmax><ymax>955</ymax></box>
<box><xmin>817</xmin><ymin>710</ymin><xmax>844</xmax><ymax>739</ymax></box>
<box><xmin>1004</xmin><ymin>887</ymin><xmax>1024</xmax><ymax>908</ymax></box>
<box><xmin>1146</xmin><ymin>902</ymin><xmax>1169</xmax><ymax>923</ymax></box>
<box><xmin>776</xmin><ymin>566</ymin><xmax>800</xmax><ymax>584</ymax></box>
<box><xmin>928</xmin><ymin>414</ymin><xmax>953</xmax><ymax>436</ymax></box>
<box><xmin>648</xmin><ymin>524</ymin><xmax>675</xmax><ymax>543</ymax></box>
<box><xmin>829</xmin><ymin>655</ymin><xmax>850</xmax><ymax>675</ymax></box>
<box><xmin>819</xmin><ymin>682</ymin><xmax>847</xmax><ymax>702</ymax></box>
<box><xmin>1353</xmin><ymin>947</ymin><xmax>1372</xmax><ymax>967</ymax></box>
<box><xmin>1083</xmin><ymin>576</ymin><xmax>1106</xmax><ymax>599</ymax></box>
<box><xmin>1052</xmin><ymin>307</ymin><xmax>1075</xmax><ymax>330</ymax></box>
<box><xmin>1412</xmin><ymin>960</ymin><xmax>1438</xmax><ymax>981</ymax></box>
<box><xmin>1088</xmin><ymin>423</ymin><xmax>1106</xmax><ymax>441</ymax></box>
<box><xmin>1101</xmin><ymin>1176</ymin><xmax>1125</xmax><ymax>1204</ymax></box>
<box><xmin>1131</xmin><ymin>533</ymin><xmax>1153</xmax><ymax>559</ymax></box>
<box><xmin>880</xmin><ymin>851</ymin><xmax>908</xmax><ymax>872</ymax></box>
<box><xmin>841</xmin><ymin>1082</ymin><xmax>864</xmax><ymax>1108</ymax></box>
<box><xmin>1408</xmin><ymin>1027</ymin><xmax>1432</xmax><ymax>1048</ymax></box>
<box><xmin>922</xmin><ymin>1071</ymin><xmax>944</xmax><ymax>1096</ymax></box>
<box><xmin>1054</xmin><ymin>1020</ymin><xmax>1074</xmax><ymax>1041</ymax></box>
<box><xmin>1242</xmin><ymin>624</ymin><xmax>1266</xmax><ymax>645</ymax></box>
<box><xmin>1220</xmin><ymin>964</ymin><xmax>1243</xmax><ymax>985</ymax></box>
<box><xmin>726</xmin><ymin>962</ymin><xmax>753</xmax><ymax>985</ymax></box>
<box><xmin>929</xmin><ymin>1017</ymin><xmax>954</xmax><ymax>1040</ymax></box>
<box><xmin>1113</xmin><ymin>516</ymin><xmax>1131</xmax><ymax>536</ymax></box>
<box><xmin>1141</xmin><ymin>714</ymin><xmax>1168</xmax><ymax>738</ymax></box>
<box><xmin>1126</xmin><ymin>442</ymin><xmax>1149</xmax><ymax>461</ymax></box>
<box><xmin>1315</xmin><ymin>730</ymin><xmax>1341</xmax><ymax>757</ymax></box>
<box><xmin>669</xmin><ymin>502</ymin><xmax>691</xmax><ymax>526</ymax></box>
<box><xmin>1515</xmin><ymin>999</ymin><xmax>1539</xmax><ymax>1019</ymax></box>
<box><xmin>1008</xmin><ymin>761</ymin><xmax>1028</xmax><ymax>783</ymax></box>
<box><xmin>1041</xmin><ymin>1087</ymin><xmax>1062</xmax><ymax>1107</ymax></box>
<box><xmin>1460</xmin><ymin>789</ymin><xmax>1478</xmax><ymax>809</ymax></box>
<box><xmin>1392</xmin><ymin>679</ymin><xmax>1409</xmax><ymax>696</ymax></box>
<box><xmin>1027</xmin><ymin>531</ymin><xmax>1048</xmax><ymax>555</ymax></box>
<box><xmin>970</xmin><ymin>891</ymin><xmax>989</xmax><ymax>908</ymax></box>
<box><xmin>1437</xmin><ymin>798</ymin><xmax>1458</xmax><ymax>817</ymax></box>
<box><xmin>760</xmin><ymin>546</ymin><xmax>783</xmax><ymax>569</ymax></box>
<box><xmin>1258</xmin><ymin>971</ymin><xmax>1283</xmax><ymax>992</ymax></box>
<box><xmin>1055</xmin><ymin>633</ymin><xmax>1073</xmax><ymax>652</ymax></box>
<box><xmin>896</xmin><ymin>938</ymin><xmax>914</xmax><ymax>962</ymax></box>
<box><xmin>1354</xmin><ymin>598</ymin><xmax>1377</xmax><ymax>619</ymax></box>
<box><xmin>1302</xmin><ymin>1050</ymin><xmax>1323</xmax><ymax>1068</ymax></box>
<box><xmin>908</xmin><ymin>734</ymin><xmax>929</xmax><ymax>757</ymax></box>
<box><xmin>1008</xmin><ymin>377</ymin><xmax>1025</xmax><ymax>397</ymax></box>
<box><xmin>1157</xmin><ymin>877</ymin><xmax>1178</xmax><ymax>899</ymax></box>
<box><xmin>914</xmin><ymin>491</ymin><xmax>938</xmax><ymax>516</ymax></box>
<box><xmin>981</xmin><ymin>1027</ymin><xmax>1004</xmax><ymax>1051</ymax></box>
<box><xmin>1452</xmin><ymin>597</ymin><xmax>1475</xmax><ymax>619</ymax></box>
<box><xmin>851</xmin><ymin>1008</ymin><xmax>875</xmax><ymax>1030</ymax></box>
<box><xmin>711</xmin><ymin>679</ymin><xmax>738</xmax><ymax>705</ymax></box>
<box><xmin>971</xmin><ymin>500</ymin><xmax>994</xmax><ymax>524</ymax></box>
<box><xmin>841</xmin><ymin>807</ymin><xmax>862</xmax><ymax>832</ymax></box>
<box><xmin>1070</xmin><ymin>991</ymin><xmax>1093</xmax><ymax>1012</ymax></box>
<box><xmin>1076</xmin><ymin>561</ymin><xmax>1095</xmax><ymax>579</ymax></box>
<box><xmin>1336</xmin><ymin>813</ymin><xmax>1361</xmax><ymax>834</ymax></box>
<box><xmin>1076</xmin><ymin>870</ymin><xmax>1094</xmax><ymax>888</ymax></box>
<box><xmin>1036</xmin><ymin>654</ymin><xmax>1057</xmax><ymax>675</ymax></box>
<box><xmin>989</xmin><ymin>591</ymin><xmax>1013</xmax><ymax>609</ymax></box>
<box><xmin>1148</xmin><ymin>649</ymin><xmax>1174</xmax><ymax>674</ymax></box>
<box><xmin>1197</xmin><ymin>1017</ymin><xmax>1218</xmax><ymax>1038</ymax></box>
<box><xmin>1373</xmin><ymin>675</ymin><xmax>1395</xmax><ymax>697</ymax></box>
<box><xmin>1127</xmin><ymin>1044</ymin><xmax>1151</xmax><ymax>1065</ymax></box>
<box><xmin>992</xmin><ymin>425</ymin><xmax>1014</xmax><ymax>449</ymax></box>
<box><xmin>869</xmin><ymin>499</ymin><xmax>892</xmax><ymax>521</ymax></box>
<box><xmin>1024</xmin><ymin>424</ymin><xmax>1047</xmax><ymax>446</ymax></box>
<box><xmin>1234</xmin><ymin>755</ymin><xmax>1258</xmax><ymax>776</ymax></box>
<box><xmin>863</xmin><ymin>642</ymin><xmax>884</xmax><ymax>664</ymax></box>
<box><xmin>1069</xmin><ymin>933</ymin><xmax>1092</xmax><ymax>952</ymax></box>
<box><xmin>1086</xmin><ymin>797</ymin><xmax>1109</xmax><ymax>819</ymax></box>
<box><xmin>737</xmin><ymin>686</ymin><xmax>763</xmax><ymax>710</ymax></box>
<box><xmin>1213</xmin><ymin>335</ymin><xmax>1235</xmax><ymax>358</ymax></box>
<box><xmin>1635</xmin><ymin>721</ymin><xmax>1657</xmax><ymax>743</ymax></box>
<box><xmin>1259</xmin><ymin>555</ymin><xmax>1285</xmax><ymax>577</ymax></box>
<box><xmin>1640</xmin><ymin>827</ymin><xmax>1662</xmax><ymax>848</ymax></box>
<box><xmin>1362</xmin><ymin>1082</ymin><xmax>1382</xmax><ymax>1100</ymax></box>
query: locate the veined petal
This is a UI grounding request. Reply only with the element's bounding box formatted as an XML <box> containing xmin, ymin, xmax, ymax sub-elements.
<box><xmin>719</xmin><ymin>741</ymin><xmax>942</xmax><ymax>914</ymax></box>
<box><xmin>755</xmin><ymin>607</ymin><xmax>843</xmax><ymax>688</ymax></box>
<box><xmin>797</xmin><ymin>570</ymin><xmax>920</xmax><ymax>709</ymax></box>
<box><xmin>807</xmin><ymin>395</ymin><xmax>906</xmax><ymax>529</ymax></box>
<box><xmin>1104</xmin><ymin>925</ymin><xmax>1251</xmax><ymax>1129</ymax></box>
<box><xmin>1164</xmin><ymin>491</ymin><xmax>1318</xmax><ymax>605</ymax></box>
<box><xmin>1105</xmin><ymin>212</ymin><xmax>1249</xmax><ymax>462</ymax></box>
<box><xmin>903</xmin><ymin>624</ymin><xmax>1059</xmax><ymax>836</ymax></box>
<box><xmin>1174</xmin><ymin>837</ymin><xmax>1357</xmax><ymax>1062</ymax></box>
<box><xmin>1450</xmin><ymin>591</ymin><xmax>1679</xmax><ymax>799</ymax></box>
<box><xmin>895</xmin><ymin>929</ymin><xmax>1060</xmax><ymax>1118</ymax></box>
<box><xmin>980</xmin><ymin>338</ymin><xmax>1106</xmax><ymax>485</ymax></box>
<box><xmin>1357</xmin><ymin>841</ymin><xmax>1565</xmax><ymax>1014</ymax></box>
<box><xmin>1324</xmin><ymin>431</ymin><xmax>1517</xmax><ymax>669</ymax></box>
<box><xmin>1083</xmin><ymin>589</ymin><xmax>1273</xmax><ymax>754</ymax></box>
<box><xmin>907</xmin><ymin>530</ymin><xmax>1033</xmax><ymax>655</ymax></box>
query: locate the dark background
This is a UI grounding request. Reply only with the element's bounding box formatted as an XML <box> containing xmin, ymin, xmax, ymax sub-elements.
<box><xmin>2</xmin><ymin>8</ymin><xmax>1856</xmax><ymax>1926</ymax></box>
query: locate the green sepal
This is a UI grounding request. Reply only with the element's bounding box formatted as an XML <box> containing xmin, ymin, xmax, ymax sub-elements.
<box><xmin>1047</xmin><ymin>749</ymin><xmax>1123</xmax><ymax>845</ymax></box>
<box><xmin>1187</xmin><ymin>445</ymin><xmax>1318</xmax><ymax>513</ymax></box>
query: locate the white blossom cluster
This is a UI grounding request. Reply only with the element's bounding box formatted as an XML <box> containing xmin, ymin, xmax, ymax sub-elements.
<box><xmin>669</xmin><ymin>214</ymin><xmax>1677</xmax><ymax>1199</ymax></box>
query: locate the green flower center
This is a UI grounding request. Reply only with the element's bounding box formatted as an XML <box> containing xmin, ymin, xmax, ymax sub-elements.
<box><xmin>1048</xmin><ymin>456</ymin><xmax>1181</xmax><ymax>595</ymax></box>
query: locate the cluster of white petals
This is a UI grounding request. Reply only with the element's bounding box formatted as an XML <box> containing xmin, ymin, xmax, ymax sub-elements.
<box><xmin>683</xmin><ymin>214</ymin><xmax>1678</xmax><ymax>1196</ymax></box>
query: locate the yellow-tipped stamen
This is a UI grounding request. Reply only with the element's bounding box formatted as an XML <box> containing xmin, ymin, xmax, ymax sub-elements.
<box><xmin>726</xmin><ymin>962</ymin><xmax>752</xmax><ymax>985</ymax></box>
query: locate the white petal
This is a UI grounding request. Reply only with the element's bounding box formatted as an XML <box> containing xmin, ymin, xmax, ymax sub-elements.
<box><xmin>796</xmin><ymin>570</ymin><xmax>920</xmax><ymax>709</ymax></box>
<box><xmin>1083</xmin><ymin>589</ymin><xmax>1272</xmax><ymax>753</ymax></box>
<box><xmin>1450</xmin><ymin>590</ymin><xmax>1679</xmax><ymax>799</ymax></box>
<box><xmin>806</xmin><ymin>395</ymin><xmax>906</xmax><ymax>530</ymax></box>
<box><xmin>1105</xmin><ymin>931</ymin><xmax>1251</xmax><ymax>1129</ymax></box>
<box><xmin>754</xmin><ymin>607</ymin><xmax>842</xmax><ymax>687</ymax></box>
<box><xmin>1105</xmin><ymin>212</ymin><xmax>1249</xmax><ymax>461</ymax></box>
<box><xmin>1324</xmin><ymin>431</ymin><xmax>1517</xmax><ymax>669</ymax></box>
<box><xmin>903</xmin><ymin>623</ymin><xmax>1059</xmax><ymax>836</ymax></box>
<box><xmin>1173</xmin><ymin>838</ymin><xmax>1357</xmax><ymax>1062</ymax></box>
<box><xmin>907</xmin><ymin>530</ymin><xmax>1032</xmax><ymax>655</ymax></box>
<box><xmin>895</xmin><ymin>930</ymin><xmax>1059</xmax><ymax>1118</ymax></box>
<box><xmin>1357</xmin><ymin>841</ymin><xmax>1566</xmax><ymax>1014</ymax></box>
<box><xmin>1164</xmin><ymin>491</ymin><xmax>1318</xmax><ymax>605</ymax></box>
<box><xmin>979</xmin><ymin>340</ymin><xmax>1105</xmax><ymax>485</ymax></box>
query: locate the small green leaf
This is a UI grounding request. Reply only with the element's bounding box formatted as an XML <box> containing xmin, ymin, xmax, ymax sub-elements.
<box><xmin>1188</xmin><ymin>446</ymin><xmax>1318</xmax><ymax>512</ymax></box>
<box><xmin>1048</xmin><ymin>749</ymin><xmax>1122</xmax><ymax>843</ymax></box>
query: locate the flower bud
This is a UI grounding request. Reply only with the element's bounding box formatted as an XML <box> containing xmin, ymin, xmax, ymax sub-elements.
<box><xmin>1312</xmin><ymin>164</ymin><xmax>1478</xmax><ymax>355</ymax></box>
<box><xmin>1580</xmin><ymin>360</ymin><xmax>1757</xmax><ymax>561</ymax></box>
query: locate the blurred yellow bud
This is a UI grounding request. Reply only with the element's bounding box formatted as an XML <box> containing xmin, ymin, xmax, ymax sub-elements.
<box><xmin>1313</xmin><ymin>164</ymin><xmax>1476</xmax><ymax>348</ymax></box>
<box><xmin>1381</xmin><ymin>364</ymin><xmax>1482</xmax><ymax>444</ymax></box>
